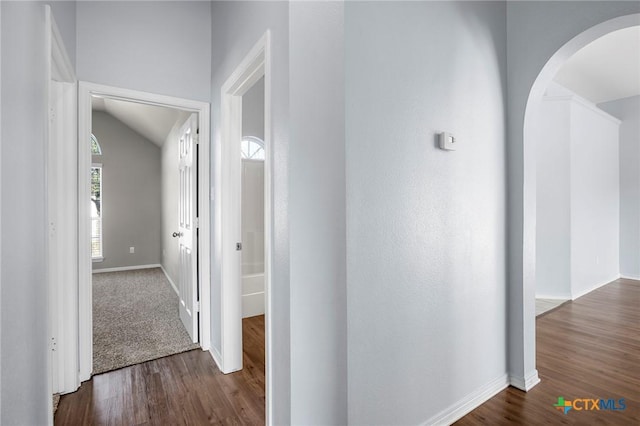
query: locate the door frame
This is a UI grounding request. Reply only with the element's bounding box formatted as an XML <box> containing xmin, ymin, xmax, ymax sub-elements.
<box><xmin>218</xmin><ymin>31</ymin><xmax>273</xmax><ymax>420</ymax></box>
<box><xmin>77</xmin><ymin>82</ymin><xmax>211</xmax><ymax>382</ymax></box>
<box><xmin>46</xmin><ymin>4</ymin><xmax>78</xmax><ymax>404</ymax></box>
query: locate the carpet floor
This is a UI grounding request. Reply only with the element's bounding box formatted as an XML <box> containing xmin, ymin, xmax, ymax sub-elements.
<box><xmin>93</xmin><ymin>268</ymin><xmax>199</xmax><ymax>375</ymax></box>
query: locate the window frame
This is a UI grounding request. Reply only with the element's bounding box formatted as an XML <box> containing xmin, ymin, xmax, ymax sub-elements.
<box><xmin>91</xmin><ymin>163</ymin><xmax>104</xmax><ymax>262</ymax></box>
<box><xmin>240</xmin><ymin>136</ymin><xmax>265</xmax><ymax>161</ymax></box>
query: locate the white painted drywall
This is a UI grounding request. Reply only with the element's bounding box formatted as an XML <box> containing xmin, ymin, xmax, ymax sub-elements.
<box><xmin>241</xmin><ymin>161</ymin><xmax>265</xmax><ymax>276</ymax></box>
<box><xmin>536</xmin><ymin>98</ymin><xmax>572</xmax><ymax>299</ymax></box>
<box><xmin>506</xmin><ymin>0</ymin><xmax>640</xmax><ymax>388</ymax></box>
<box><xmin>91</xmin><ymin>111</ymin><xmax>162</xmax><ymax>270</ymax></box>
<box><xmin>210</xmin><ymin>2</ymin><xmax>290</xmax><ymax>423</ymax></box>
<box><xmin>290</xmin><ymin>2</ymin><xmax>347</xmax><ymax>423</ymax></box>
<box><xmin>536</xmin><ymin>86</ymin><xmax>621</xmax><ymax>300</ymax></box>
<box><xmin>1</xmin><ymin>2</ymin><xmax>52</xmax><ymax>424</ymax></box>
<box><xmin>600</xmin><ymin>95</ymin><xmax>640</xmax><ymax>279</ymax></box>
<box><xmin>570</xmin><ymin>98</ymin><xmax>620</xmax><ymax>298</ymax></box>
<box><xmin>346</xmin><ymin>2</ymin><xmax>507</xmax><ymax>424</ymax></box>
<box><xmin>76</xmin><ymin>1</ymin><xmax>211</xmax><ymax>102</ymax></box>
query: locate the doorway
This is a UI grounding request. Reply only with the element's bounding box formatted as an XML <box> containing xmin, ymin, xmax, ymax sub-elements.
<box><xmin>218</xmin><ymin>31</ymin><xmax>273</xmax><ymax>421</ymax></box>
<box><xmin>77</xmin><ymin>82</ymin><xmax>211</xmax><ymax>384</ymax></box>
<box><xmin>520</xmin><ymin>13</ymin><xmax>640</xmax><ymax>389</ymax></box>
<box><xmin>88</xmin><ymin>97</ymin><xmax>200</xmax><ymax>374</ymax></box>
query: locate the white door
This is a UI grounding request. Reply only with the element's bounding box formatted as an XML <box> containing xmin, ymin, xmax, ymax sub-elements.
<box><xmin>177</xmin><ymin>114</ymin><xmax>199</xmax><ymax>342</ymax></box>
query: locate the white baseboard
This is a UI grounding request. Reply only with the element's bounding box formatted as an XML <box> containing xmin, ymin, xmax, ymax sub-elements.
<box><xmin>92</xmin><ymin>264</ymin><xmax>162</xmax><ymax>274</ymax></box>
<box><xmin>620</xmin><ymin>274</ymin><xmax>640</xmax><ymax>281</ymax></box>
<box><xmin>535</xmin><ymin>294</ymin><xmax>571</xmax><ymax>300</ymax></box>
<box><xmin>571</xmin><ymin>275</ymin><xmax>620</xmax><ymax>300</ymax></box>
<box><xmin>422</xmin><ymin>374</ymin><xmax>509</xmax><ymax>425</ymax></box>
<box><xmin>509</xmin><ymin>369</ymin><xmax>540</xmax><ymax>391</ymax></box>
<box><xmin>160</xmin><ymin>264</ymin><xmax>179</xmax><ymax>295</ymax></box>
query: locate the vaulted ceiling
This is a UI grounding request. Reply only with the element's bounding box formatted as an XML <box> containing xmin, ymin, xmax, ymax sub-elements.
<box><xmin>92</xmin><ymin>96</ymin><xmax>189</xmax><ymax>147</ymax></box>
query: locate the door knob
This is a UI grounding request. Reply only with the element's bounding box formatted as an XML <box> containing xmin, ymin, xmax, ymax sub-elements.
<box><xmin>172</xmin><ymin>232</ymin><xmax>183</xmax><ymax>238</ymax></box>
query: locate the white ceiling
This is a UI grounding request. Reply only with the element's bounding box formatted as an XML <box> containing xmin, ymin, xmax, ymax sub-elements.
<box><xmin>554</xmin><ymin>26</ymin><xmax>640</xmax><ymax>104</ymax></box>
<box><xmin>92</xmin><ymin>97</ymin><xmax>189</xmax><ymax>147</ymax></box>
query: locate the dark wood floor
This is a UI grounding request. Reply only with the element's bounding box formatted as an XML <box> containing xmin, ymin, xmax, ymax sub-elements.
<box><xmin>55</xmin><ymin>315</ymin><xmax>266</xmax><ymax>425</ymax></box>
<box><xmin>456</xmin><ymin>278</ymin><xmax>640</xmax><ymax>425</ymax></box>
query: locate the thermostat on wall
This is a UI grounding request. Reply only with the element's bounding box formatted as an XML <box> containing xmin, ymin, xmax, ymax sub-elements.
<box><xmin>439</xmin><ymin>132</ymin><xmax>457</xmax><ymax>151</ymax></box>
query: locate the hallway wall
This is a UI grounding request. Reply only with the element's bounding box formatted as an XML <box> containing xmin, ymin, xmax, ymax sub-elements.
<box><xmin>536</xmin><ymin>85</ymin><xmax>621</xmax><ymax>299</ymax></box>
<box><xmin>600</xmin><ymin>95</ymin><xmax>640</xmax><ymax>279</ymax></box>
<box><xmin>76</xmin><ymin>1</ymin><xmax>211</xmax><ymax>102</ymax></box>
<box><xmin>346</xmin><ymin>2</ymin><xmax>507</xmax><ymax>423</ymax></box>
<box><xmin>0</xmin><ymin>2</ymin><xmax>75</xmax><ymax>424</ymax></box>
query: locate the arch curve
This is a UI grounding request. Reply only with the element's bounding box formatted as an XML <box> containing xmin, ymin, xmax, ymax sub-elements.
<box><xmin>518</xmin><ymin>12</ymin><xmax>640</xmax><ymax>390</ymax></box>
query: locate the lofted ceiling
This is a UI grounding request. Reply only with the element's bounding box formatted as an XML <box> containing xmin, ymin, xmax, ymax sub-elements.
<box><xmin>92</xmin><ymin>96</ymin><xmax>189</xmax><ymax>147</ymax></box>
<box><xmin>553</xmin><ymin>26</ymin><xmax>640</xmax><ymax>104</ymax></box>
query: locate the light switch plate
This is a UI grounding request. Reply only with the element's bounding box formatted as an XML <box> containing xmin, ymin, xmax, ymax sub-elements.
<box><xmin>439</xmin><ymin>132</ymin><xmax>457</xmax><ymax>151</ymax></box>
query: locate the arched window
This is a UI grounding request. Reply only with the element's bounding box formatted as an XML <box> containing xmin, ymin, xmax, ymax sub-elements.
<box><xmin>90</xmin><ymin>134</ymin><xmax>103</xmax><ymax>260</ymax></box>
<box><xmin>91</xmin><ymin>133</ymin><xmax>102</xmax><ymax>155</ymax></box>
<box><xmin>241</xmin><ymin>136</ymin><xmax>265</xmax><ymax>160</ymax></box>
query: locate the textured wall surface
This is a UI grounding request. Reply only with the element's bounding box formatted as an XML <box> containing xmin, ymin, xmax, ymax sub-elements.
<box><xmin>346</xmin><ymin>2</ymin><xmax>507</xmax><ymax>423</ymax></box>
<box><xmin>92</xmin><ymin>112</ymin><xmax>162</xmax><ymax>270</ymax></box>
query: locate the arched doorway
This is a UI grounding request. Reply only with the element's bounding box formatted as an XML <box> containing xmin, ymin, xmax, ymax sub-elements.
<box><xmin>516</xmin><ymin>13</ymin><xmax>640</xmax><ymax>390</ymax></box>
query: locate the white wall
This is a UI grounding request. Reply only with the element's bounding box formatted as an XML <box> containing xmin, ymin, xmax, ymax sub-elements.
<box><xmin>1</xmin><ymin>2</ymin><xmax>57</xmax><ymax>424</ymax></box>
<box><xmin>346</xmin><ymin>2</ymin><xmax>507</xmax><ymax>424</ymax></box>
<box><xmin>536</xmin><ymin>85</ymin><xmax>621</xmax><ymax>299</ymax></box>
<box><xmin>49</xmin><ymin>1</ymin><xmax>76</xmax><ymax>68</ymax></box>
<box><xmin>600</xmin><ymin>95</ymin><xmax>640</xmax><ymax>279</ymax></box>
<box><xmin>536</xmin><ymin>97</ymin><xmax>572</xmax><ymax>298</ymax></box>
<box><xmin>506</xmin><ymin>0</ymin><xmax>640</xmax><ymax>387</ymax></box>
<box><xmin>91</xmin><ymin>111</ymin><xmax>162</xmax><ymax>270</ymax></box>
<box><xmin>210</xmin><ymin>2</ymin><xmax>290</xmax><ymax>423</ymax></box>
<box><xmin>76</xmin><ymin>1</ymin><xmax>211</xmax><ymax>102</ymax></box>
<box><xmin>241</xmin><ymin>161</ymin><xmax>265</xmax><ymax>276</ymax></box>
<box><xmin>290</xmin><ymin>2</ymin><xmax>347</xmax><ymax>423</ymax></box>
<box><xmin>570</xmin><ymin>97</ymin><xmax>620</xmax><ymax>298</ymax></box>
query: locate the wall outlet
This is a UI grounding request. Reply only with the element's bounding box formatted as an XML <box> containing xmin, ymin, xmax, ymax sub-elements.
<box><xmin>129</xmin><ymin>247</ymin><xmax>135</xmax><ymax>254</ymax></box>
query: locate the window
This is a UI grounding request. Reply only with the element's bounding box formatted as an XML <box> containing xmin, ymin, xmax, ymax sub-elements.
<box><xmin>241</xmin><ymin>136</ymin><xmax>265</xmax><ymax>160</ymax></box>
<box><xmin>91</xmin><ymin>134</ymin><xmax>103</xmax><ymax>260</ymax></box>
<box><xmin>91</xmin><ymin>133</ymin><xmax>102</xmax><ymax>155</ymax></box>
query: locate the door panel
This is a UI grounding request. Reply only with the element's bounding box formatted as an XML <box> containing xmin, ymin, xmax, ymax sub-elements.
<box><xmin>178</xmin><ymin>114</ymin><xmax>198</xmax><ymax>342</ymax></box>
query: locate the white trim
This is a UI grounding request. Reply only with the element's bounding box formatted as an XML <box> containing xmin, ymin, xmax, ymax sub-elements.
<box><xmin>46</xmin><ymin>5</ymin><xmax>79</xmax><ymax>409</ymax></box>
<box><xmin>92</xmin><ymin>257</ymin><xmax>104</xmax><ymax>263</ymax></box>
<box><xmin>570</xmin><ymin>275</ymin><xmax>621</xmax><ymax>300</ymax></box>
<box><xmin>160</xmin><ymin>264</ymin><xmax>179</xmax><ymax>295</ymax></box>
<box><xmin>621</xmin><ymin>275</ymin><xmax>640</xmax><ymax>281</ymax></box>
<box><xmin>422</xmin><ymin>374</ymin><xmax>509</xmax><ymax>425</ymax></box>
<box><xmin>78</xmin><ymin>82</ymin><xmax>212</xmax><ymax>381</ymax></box>
<box><xmin>92</xmin><ymin>264</ymin><xmax>163</xmax><ymax>274</ymax></box>
<box><xmin>219</xmin><ymin>31</ymin><xmax>273</xmax><ymax>423</ymax></box>
<box><xmin>509</xmin><ymin>370</ymin><xmax>541</xmax><ymax>392</ymax></box>
<box><xmin>535</xmin><ymin>294</ymin><xmax>571</xmax><ymax>300</ymax></box>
